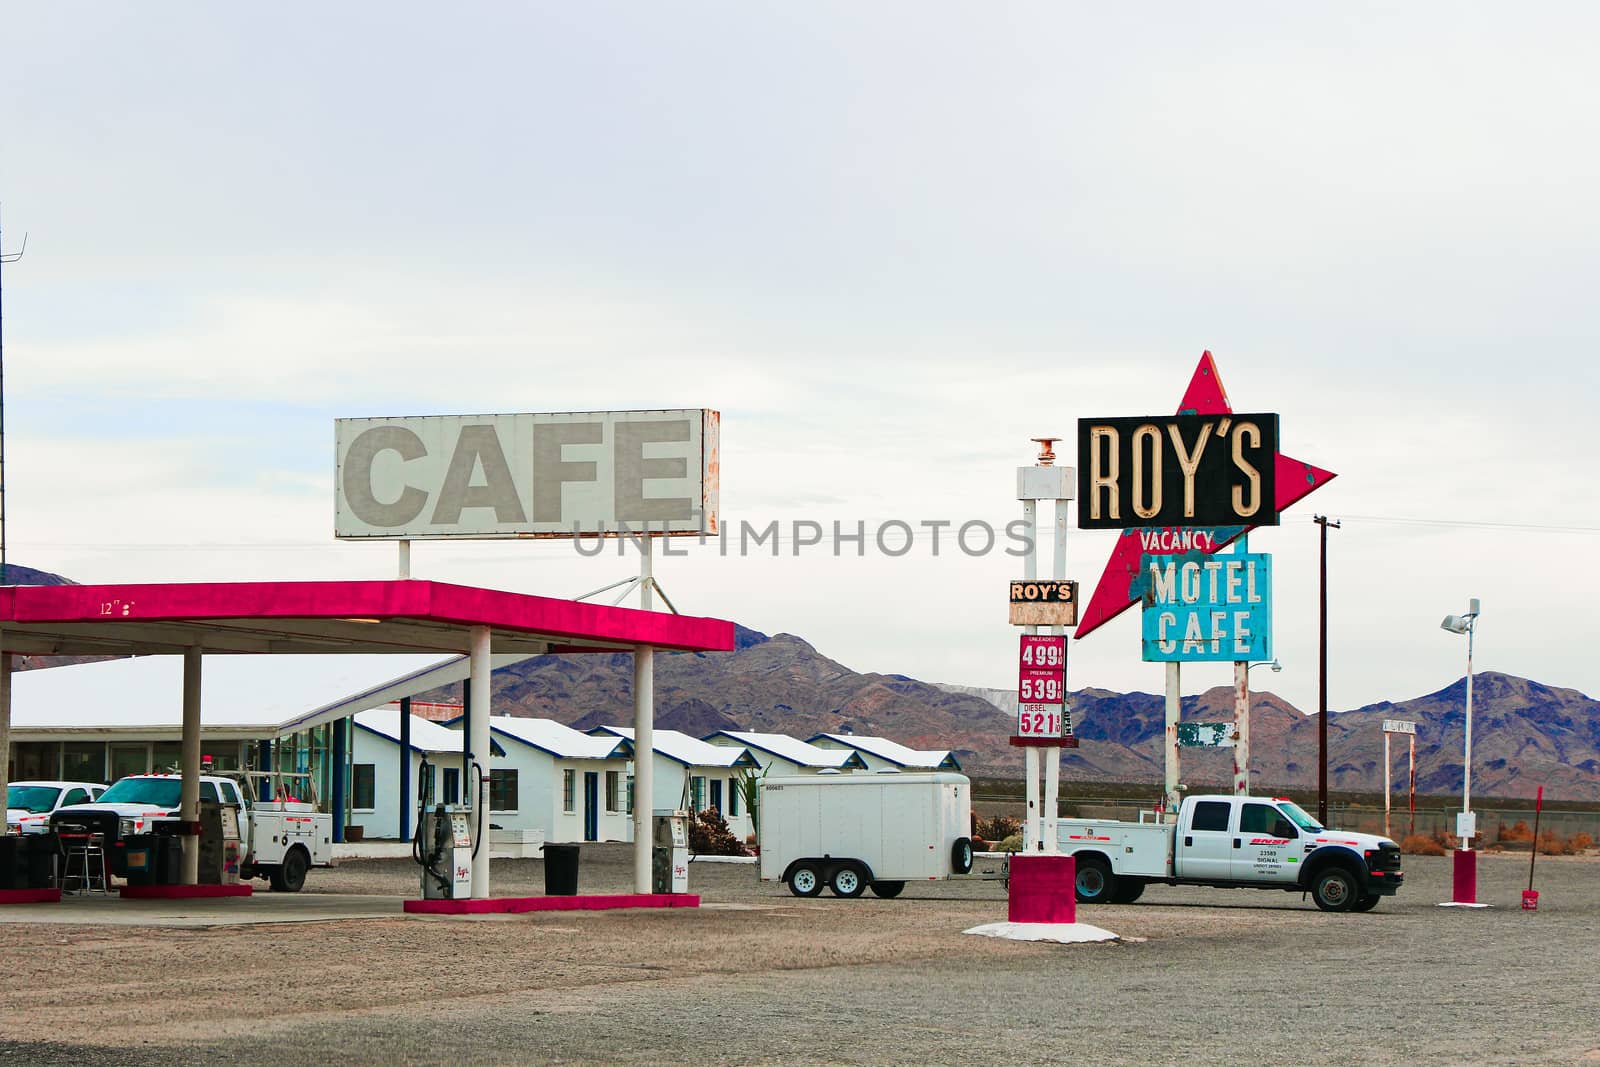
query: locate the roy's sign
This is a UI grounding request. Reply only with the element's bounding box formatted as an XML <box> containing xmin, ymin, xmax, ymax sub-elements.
<box><xmin>335</xmin><ymin>409</ymin><xmax>719</xmax><ymax>539</ymax></box>
<box><xmin>1139</xmin><ymin>551</ymin><xmax>1272</xmax><ymax>662</ymax></box>
<box><xmin>1077</xmin><ymin>413</ymin><xmax>1279</xmax><ymax>529</ymax></box>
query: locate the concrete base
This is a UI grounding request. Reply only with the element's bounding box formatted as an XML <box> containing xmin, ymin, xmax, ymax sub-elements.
<box><xmin>1437</xmin><ymin>901</ymin><xmax>1493</xmax><ymax>909</ymax></box>
<box><xmin>403</xmin><ymin>893</ymin><xmax>699</xmax><ymax>915</ymax></box>
<box><xmin>0</xmin><ymin>888</ymin><xmax>62</xmax><ymax>905</ymax></box>
<box><xmin>964</xmin><ymin>921</ymin><xmax>1123</xmax><ymax>944</ymax></box>
<box><xmin>120</xmin><ymin>884</ymin><xmax>254</xmax><ymax>900</ymax></box>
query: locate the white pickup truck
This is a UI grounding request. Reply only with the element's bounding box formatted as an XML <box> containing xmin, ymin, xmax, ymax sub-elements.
<box><xmin>50</xmin><ymin>771</ymin><xmax>333</xmax><ymax>892</ymax></box>
<box><xmin>1055</xmin><ymin>794</ymin><xmax>1405</xmax><ymax>912</ymax></box>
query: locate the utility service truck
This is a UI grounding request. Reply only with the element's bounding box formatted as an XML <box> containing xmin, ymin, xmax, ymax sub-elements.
<box><xmin>1055</xmin><ymin>793</ymin><xmax>1405</xmax><ymax>912</ymax></box>
<box><xmin>51</xmin><ymin>771</ymin><xmax>334</xmax><ymax>892</ymax></box>
<box><xmin>759</xmin><ymin>771</ymin><xmax>974</xmax><ymax>899</ymax></box>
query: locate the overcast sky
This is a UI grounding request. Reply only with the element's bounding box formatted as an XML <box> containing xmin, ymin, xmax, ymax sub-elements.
<box><xmin>2</xmin><ymin>3</ymin><xmax>1596</xmax><ymax>718</ymax></box>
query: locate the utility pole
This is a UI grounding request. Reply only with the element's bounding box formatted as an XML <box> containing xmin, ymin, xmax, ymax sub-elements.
<box><xmin>0</xmin><ymin>208</ymin><xmax>26</xmax><ymax>588</ymax></box>
<box><xmin>1314</xmin><ymin>514</ymin><xmax>1339</xmax><ymax>825</ymax></box>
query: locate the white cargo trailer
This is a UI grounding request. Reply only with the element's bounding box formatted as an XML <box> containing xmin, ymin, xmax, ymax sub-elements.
<box><xmin>758</xmin><ymin>771</ymin><xmax>974</xmax><ymax>898</ymax></box>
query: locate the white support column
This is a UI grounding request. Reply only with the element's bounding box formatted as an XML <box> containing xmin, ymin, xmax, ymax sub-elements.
<box><xmin>634</xmin><ymin>533</ymin><xmax>656</xmax><ymax>893</ymax></box>
<box><xmin>0</xmin><ymin>635</ymin><xmax>11</xmax><ymax>807</ymax></box>
<box><xmin>180</xmin><ymin>644</ymin><xmax>202</xmax><ymax>885</ymax></box>
<box><xmin>1042</xmin><ymin>496</ymin><xmax>1068</xmax><ymax>852</ymax></box>
<box><xmin>468</xmin><ymin>624</ymin><xmax>492</xmax><ymax>899</ymax></box>
<box><xmin>1384</xmin><ymin>731</ymin><xmax>1392</xmax><ymax>841</ymax></box>
<box><xmin>1233</xmin><ymin>661</ymin><xmax>1250</xmax><ymax>796</ymax></box>
<box><xmin>397</xmin><ymin>539</ymin><xmax>411</xmax><ymax>579</ymax></box>
<box><xmin>1021</xmin><ymin>498</ymin><xmax>1040</xmax><ymax>851</ymax></box>
<box><xmin>633</xmin><ymin>645</ymin><xmax>655</xmax><ymax>892</ymax></box>
<box><xmin>1164</xmin><ymin>661</ymin><xmax>1181</xmax><ymax>817</ymax></box>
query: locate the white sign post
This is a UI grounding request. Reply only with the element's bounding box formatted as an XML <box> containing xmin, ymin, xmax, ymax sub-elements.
<box><xmin>1012</xmin><ymin>440</ymin><xmax>1075</xmax><ymax>852</ymax></box>
<box><xmin>1382</xmin><ymin>719</ymin><xmax>1417</xmax><ymax>841</ymax></box>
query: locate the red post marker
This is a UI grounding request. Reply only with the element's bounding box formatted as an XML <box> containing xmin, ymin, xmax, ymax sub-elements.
<box><xmin>1523</xmin><ymin>786</ymin><xmax>1544</xmax><ymax>912</ymax></box>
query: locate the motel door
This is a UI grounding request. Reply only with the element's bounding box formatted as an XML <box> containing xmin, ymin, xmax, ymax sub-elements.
<box><xmin>709</xmin><ymin>779</ymin><xmax>722</xmax><ymax>814</ymax></box>
<box><xmin>583</xmin><ymin>772</ymin><xmax>599</xmax><ymax>841</ymax></box>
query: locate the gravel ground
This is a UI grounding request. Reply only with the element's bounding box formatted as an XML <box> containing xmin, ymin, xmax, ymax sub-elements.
<box><xmin>2</xmin><ymin>845</ymin><xmax>1597</xmax><ymax>1066</ymax></box>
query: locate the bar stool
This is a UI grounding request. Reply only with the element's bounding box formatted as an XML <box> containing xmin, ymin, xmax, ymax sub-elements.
<box><xmin>61</xmin><ymin>833</ymin><xmax>109</xmax><ymax>895</ymax></box>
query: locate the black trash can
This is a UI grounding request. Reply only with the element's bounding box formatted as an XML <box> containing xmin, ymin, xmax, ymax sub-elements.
<box><xmin>23</xmin><ymin>833</ymin><xmax>58</xmax><ymax>889</ymax></box>
<box><xmin>123</xmin><ymin>834</ymin><xmax>158</xmax><ymax>887</ymax></box>
<box><xmin>0</xmin><ymin>835</ymin><xmax>20</xmax><ymax>891</ymax></box>
<box><xmin>543</xmin><ymin>843</ymin><xmax>580</xmax><ymax>896</ymax></box>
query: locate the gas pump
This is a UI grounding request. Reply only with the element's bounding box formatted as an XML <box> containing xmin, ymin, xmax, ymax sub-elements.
<box><xmin>651</xmin><ymin>809</ymin><xmax>689</xmax><ymax>894</ymax></box>
<box><xmin>411</xmin><ymin>757</ymin><xmax>473</xmax><ymax>900</ymax></box>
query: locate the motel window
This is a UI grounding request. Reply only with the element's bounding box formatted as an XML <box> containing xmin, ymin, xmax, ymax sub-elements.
<box><xmin>443</xmin><ymin>767</ymin><xmax>461</xmax><ymax>806</ymax></box>
<box><xmin>605</xmin><ymin>771</ymin><xmax>621</xmax><ymax>813</ymax></box>
<box><xmin>352</xmin><ymin>764</ymin><xmax>376</xmax><ymax>811</ymax></box>
<box><xmin>490</xmin><ymin>770</ymin><xmax>518</xmax><ymax>813</ymax></box>
<box><xmin>626</xmin><ymin>776</ymin><xmax>634</xmax><ymax>815</ymax></box>
<box><xmin>562</xmin><ymin>769</ymin><xmax>576</xmax><ymax>813</ymax></box>
<box><xmin>728</xmin><ymin>778</ymin><xmax>740</xmax><ymax>817</ymax></box>
<box><xmin>62</xmin><ymin>743</ymin><xmax>101</xmax><ymax>783</ymax></box>
<box><xmin>690</xmin><ymin>776</ymin><xmax>707</xmax><ymax>812</ymax></box>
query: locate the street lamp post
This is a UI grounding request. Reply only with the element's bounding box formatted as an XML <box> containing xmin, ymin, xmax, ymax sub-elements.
<box><xmin>1233</xmin><ymin>657</ymin><xmax>1282</xmax><ymax>796</ymax></box>
<box><xmin>1440</xmin><ymin>598</ymin><xmax>1482</xmax><ymax>906</ymax></box>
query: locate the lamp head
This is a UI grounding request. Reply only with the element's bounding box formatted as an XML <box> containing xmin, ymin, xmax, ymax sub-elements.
<box><xmin>1269</xmin><ymin>658</ymin><xmax>1283</xmax><ymax>673</ymax></box>
<box><xmin>1441</xmin><ymin>614</ymin><xmax>1471</xmax><ymax>635</ymax></box>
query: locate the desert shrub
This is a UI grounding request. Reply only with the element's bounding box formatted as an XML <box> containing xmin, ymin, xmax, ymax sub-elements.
<box><xmin>1401</xmin><ymin>834</ymin><xmax>1446</xmax><ymax>856</ymax></box>
<box><xmin>976</xmin><ymin>814</ymin><xmax>1022</xmax><ymax>842</ymax></box>
<box><xmin>997</xmin><ymin>833</ymin><xmax>1024</xmax><ymax>853</ymax></box>
<box><xmin>688</xmin><ymin>807</ymin><xmax>748</xmax><ymax>857</ymax></box>
<box><xmin>1498</xmin><ymin>819</ymin><xmax>1534</xmax><ymax>844</ymax></box>
<box><xmin>1536</xmin><ymin>829</ymin><xmax>1574</xmax><ymax>856</ymax></box>
<box><xmin>1569</xmin><ymin>832</ymin><xmax>1594</xmax><ymax>852</ymax></box>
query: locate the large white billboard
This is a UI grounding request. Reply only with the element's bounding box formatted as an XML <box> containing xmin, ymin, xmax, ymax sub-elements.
<box><xmin>335</xmin><ymin>409</ymin><xmax>718</xmax><ymax>539</ymax></box>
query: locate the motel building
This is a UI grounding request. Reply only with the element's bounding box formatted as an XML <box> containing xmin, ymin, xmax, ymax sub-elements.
<box><xmin>467</xmin><ymin>717</ymin><xmax>636</xmax><ymax>844</ymax></box>
<box><xmin>347</xmin><ymin>707</ymin><xmax>498</xmax><ymax>841</ymax></box>
<box><xmin>703</xmin><ymin>730</ymin><xmax>868</xmax><ymax>777</ymax></box>
<box><xmin>588</xmin><ymin>726</ymin><xmax>762</xmax><ymax>842</ymax></box>
<box><xmin>806</xmin><ymin>733</ymin><xmax>961</xmax><ymax>773</ymax></box>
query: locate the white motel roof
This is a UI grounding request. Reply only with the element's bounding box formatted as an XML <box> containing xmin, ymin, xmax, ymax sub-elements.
<box><xmin>353</xmin><ymin>707</ymin><xmax>498</xmax><ymax>756</ymax></box>
<box><xmin>808</xmin><ymin>733</ymin><xmax>960</xmax><ymax>770</ymax></box>
<box><xmin>483</xmin><ymin>716</ymin><xmax>631</xmax><ymax>761</ymax></box>
<box><xmin>591</xmin><ymin>727</ymin><xmax>761</xmax><ymax>769</ymax></box>
<box><xmin>5</xmin><ymin>653</ymin><xmax>534</xmax><ymax>740</ymax></box>
<box><xmin>703</xmin><ymin>730</ymin><xmax>866</xmax><ymax>770</ymax></box>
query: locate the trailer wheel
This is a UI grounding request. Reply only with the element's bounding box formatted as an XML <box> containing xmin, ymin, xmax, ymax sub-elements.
<box><xmin>1310</xmin><ymin>866</ymin><xmax>1358</xmax><ymax>912</ymax></box>
<box><xmin>870</xmin><ymin>880</ymin><xmax>905</xmax><ymax>899</ymax></box>
<box><xmin>788</xmin><ymin>863</ymin><xmax>824</xmax><ymax>898</ymax></box>
<box><xmin>950</xmin><ymin>837</ymin><xmax>974</xmax><ymax>875</ymax></box>
<box><xmin>1073</xmin><ymin>854</ymin><xmax>1117</xmax><ymax>904</ymax></box>
<box><xmin>1351</xmin><ymin>893</ymin><xmax>1381</xmax><ymax>912</ymax></box>
<box><xmin>270</xmin><ymin>847</ymin><xmax>309</xmax><ymax>893</ymax></box>
<box><xmin>830</xmin><ymin>863</ymin><xmax>868</xmax><ymax>898</ymax></box>
<box><xmin>1111</xmin><ymin>878</ymin><xmax>1146</xmax><ymax>904</ymax></box>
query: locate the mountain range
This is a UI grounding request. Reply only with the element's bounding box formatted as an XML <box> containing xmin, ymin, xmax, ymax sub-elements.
<box><xmin>8</xmin><ymin>565</ymin><xmax>1595</xmax><ymax>801</ymax></box>
<box><xmin>430</xmin><ymin>624</ymin><xmax>1600</xmax><ymax>803</ymax></box>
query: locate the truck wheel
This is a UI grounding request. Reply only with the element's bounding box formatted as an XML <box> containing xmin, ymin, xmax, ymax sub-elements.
<box><xmin>1074</xmin><ymin>855</ymin><xmax>1117</xmax><ymax>904</ymax></box>
<box><xmin>788</xmin><ymin>863</ymin><xmax>824</xmax><ymax>898</ymax></box>
<box><xmin>1310</xmin><ymin>866</ymin><xmax>1358</xmax><ymax>912</ymax></box>
<box><xmin>270</xmin><ymin>847</ymin><xmax>309</xmax><ymax>893</ymax></box>
<box><xmin>870</xmin><ymin>881</ymin><xmax>906</xmax><ymax>899</ymax></box>
<box><xmin>1111</xmin><ymin>878</ymin><xmax>1146</xmax><ymax>904</ymax></box>
<box><xmin>951</xmin><ymin>837</ymin><xmax>974</xmax><ymax>875</ymax></box>
<box><xmin>1352</xmin><ymin>893</ymin><xmax>1381</xmax><ymax>912</ymax></box>
<box><xmin>830</xmin><ymin>863</ymin><xmax>868</xmax><ymax>898</ymax></box>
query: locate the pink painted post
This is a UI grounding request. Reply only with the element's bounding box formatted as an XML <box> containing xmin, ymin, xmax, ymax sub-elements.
<box><xmin>1007</xmin><ymin>854</ymin><xmax>1076</xmax><ymax>924</ymax></box>
<box><xmin>1452</xmin><ymin>848</ymin><xmax>1477</xmax><ymax>904</ymax></box>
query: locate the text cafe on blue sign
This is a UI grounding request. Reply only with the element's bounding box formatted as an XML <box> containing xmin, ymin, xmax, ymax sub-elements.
<box><xmin>1140</xmin><ymin>551</ymin><xmax>1272</xmax><ymax>662</ymax></box>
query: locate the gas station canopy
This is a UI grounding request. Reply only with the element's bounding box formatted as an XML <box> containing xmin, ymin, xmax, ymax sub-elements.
<box><xmin>0</xmin><ymin>579</ymin><xmax>734</xmax><ymax>657</ymax></box>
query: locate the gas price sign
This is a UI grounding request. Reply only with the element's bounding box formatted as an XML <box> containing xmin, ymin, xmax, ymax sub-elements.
<box><xmin>1017</xmin><ymin>635</ymin><xmax>1066</xmax><ymax>739</ymax></box>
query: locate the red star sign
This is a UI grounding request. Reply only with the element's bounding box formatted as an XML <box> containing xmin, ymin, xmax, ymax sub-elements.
<box><xmin>1073</xmin><ymin>351</ymin><xmax>1336</xmax><ymax>640</ymax></box>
